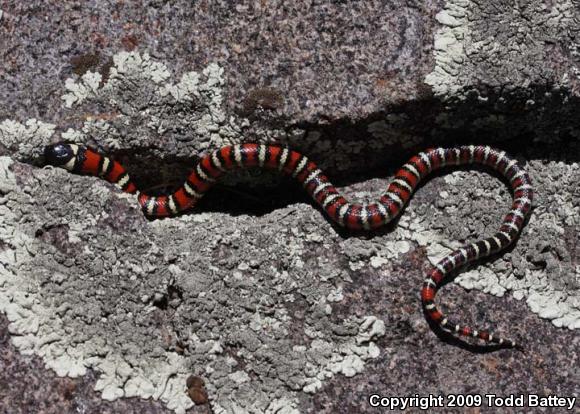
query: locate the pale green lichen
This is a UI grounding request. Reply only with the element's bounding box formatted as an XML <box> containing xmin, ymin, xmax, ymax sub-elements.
<box><xmin>62</xmin><ymin>71</ymin><xmax>103</xmax><ymax>108</ymax></box>
<box><xmin>442</xmin><ymin>165</ymin><xmax>580</xmax><ymax>331</ymax></box>
<box><xmin>426</xmin><ymin>0</ymin><xmax>577</xmax><ymax>97</ymax></box>
<box><xmin>2</xmin><ymin>45</ymin><xmax>579</xmax><ymax>414</ymax></box>
<box><xmin>424</xmin><ymin>2</ymin><xmax>469</xmax><ymax>96</ymax></box>
<box><xmin>0</xmin><ymin>119</ymin><xmax>56</xmax><ymax>158</ymax></box>
<box><xmin>0</xmin><ymin>144</ymin><xmax>387</xmax><ymax>414</ymax></box>
<box><xmin>58</xmin><ymin>51</ymin><xmax>242</xmax><ymax>155</ymax></box>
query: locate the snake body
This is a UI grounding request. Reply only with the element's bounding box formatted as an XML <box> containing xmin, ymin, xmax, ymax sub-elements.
<box><xmin>44</xmin><ymin>142</ymin><xmax>533</xmax><ymax>348</ymax></box>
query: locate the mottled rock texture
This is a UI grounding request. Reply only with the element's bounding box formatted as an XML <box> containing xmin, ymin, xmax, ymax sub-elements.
<box><xmin>1</xmin><ymin>1</ymin><xmax>579</xmax><ymax>414</ymax></box>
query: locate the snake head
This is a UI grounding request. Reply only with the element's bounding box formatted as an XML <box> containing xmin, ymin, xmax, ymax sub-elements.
<box><xmin>44</xmin><ymin>142</ymin><xmax>78</xmax><ymax>170</ymax></box>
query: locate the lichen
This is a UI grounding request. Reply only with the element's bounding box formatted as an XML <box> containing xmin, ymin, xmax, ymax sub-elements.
<box><xmin>0</xmin><ymin>119</ymin><xmax>55</xmax><ymax>159</ymax></box>
<box><xmin>448</xmin><ymin>162</ymin><xmax>580</xmax><ymax>330</ymax></box>
<box><xmin>1</xmin><ymin>47</ymin><xmax>579</xmax><ymax>414</ymax></box>
<box><xmin>0</xmin><ymin>152</ymin><xmax>388</xmax><ymax>413</ymax></box>
<box><xmin>426</xmin><ymin>0</ymin><xmax>578</xmax><ymax>97</ymax></box>
<box><xmin>58</xmin><ymin>51</ymin><xmax>243</xmax><ymax>156</ymax></box>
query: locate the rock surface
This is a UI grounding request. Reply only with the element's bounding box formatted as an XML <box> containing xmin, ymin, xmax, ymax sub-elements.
<box><xmin>1</xmin><ymin>1</ymin><xmax>579</xmax><ymax>413</ymax></box>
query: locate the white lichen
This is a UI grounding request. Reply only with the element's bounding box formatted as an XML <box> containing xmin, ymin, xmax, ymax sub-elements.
<box><xmin>0</xmin><ymin>119</ymin><xmax>56</xmax><ymax>158</ymax></box>
<box><xmin>1</xmin><ymin>45</ymin><xmax>579</xmax><ymax>414</ymax></box>
<box><xmin>426</xmin><ymin>0</ymin><xmax>578</xmax><ymax>97</ymax></box>
<box><xmin>62</xmin><ymin>71</ymin><xmax>103</xmax><ymax>108</ymax></box>
<box><xmin>424</xmin><ymin>2</ymin><xmax>470</xmax><ymax>96</ymax></box>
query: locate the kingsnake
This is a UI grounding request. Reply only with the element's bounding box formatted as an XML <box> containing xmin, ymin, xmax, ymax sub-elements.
<box><xmin>44</xmin><ymin>142</ymin><xmax>533</xmax><ymax>348</ymax></box>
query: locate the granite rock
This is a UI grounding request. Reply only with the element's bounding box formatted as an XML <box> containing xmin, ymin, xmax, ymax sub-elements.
<box><xmin>0</xmin><ymin>1</ymin><xmax>579</xmax><ymax>413</ymax></box>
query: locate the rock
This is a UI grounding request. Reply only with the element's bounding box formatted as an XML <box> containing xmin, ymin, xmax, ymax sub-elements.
<box><xmin>0</xmin><ymin>1</ymin><xmax>579</xmax><ymax>414</ymax></box>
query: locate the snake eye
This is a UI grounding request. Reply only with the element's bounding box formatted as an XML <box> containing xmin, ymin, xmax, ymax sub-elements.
<box><xmin>44</xmin><ymin>143</ymin><xmax>74</xmax><ymax>167</ymax></box>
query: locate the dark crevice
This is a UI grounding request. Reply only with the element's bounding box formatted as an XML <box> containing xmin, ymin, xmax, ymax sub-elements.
<box><xmin>30</xmin><ymin>82</ymin><xmax>580</xmax><ymax>223</ymax></box>
<box><xmin>36</xmin><ymin>130</ymin><xmax>575</xmax><ymax>226</ymax></box>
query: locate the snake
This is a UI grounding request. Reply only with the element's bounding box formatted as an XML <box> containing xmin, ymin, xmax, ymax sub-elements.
<box><xmin>44</xmin><ymin>142</ymin><xmax>533</xmax><ymax>349</ymax></box>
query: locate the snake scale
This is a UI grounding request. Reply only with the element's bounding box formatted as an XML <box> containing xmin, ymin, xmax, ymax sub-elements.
<box><xmin>44</xmin><ymin>142</ymin><xmax>533</xmax><ymax>349</ymax></box>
